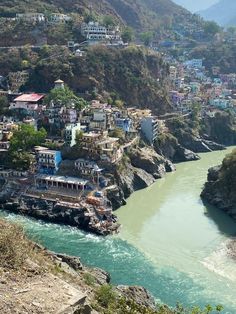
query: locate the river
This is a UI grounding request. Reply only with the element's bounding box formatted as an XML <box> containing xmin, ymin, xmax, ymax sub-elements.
<box><xmin>1</xmin><ymin>147</ymin><xmax>236</xmax><ymax>313</ymax></box>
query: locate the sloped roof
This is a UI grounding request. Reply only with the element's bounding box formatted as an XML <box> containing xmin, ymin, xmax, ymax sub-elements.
<box><xmin>14</xmin><ymin>94</ymin><xmax>45</xmax><ymax>102</ymax></box>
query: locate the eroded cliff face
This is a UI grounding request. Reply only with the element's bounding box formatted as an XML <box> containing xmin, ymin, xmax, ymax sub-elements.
<box><xmin>107</xmin><ymin>147</ymin><xmax>176</xmax><ymax>209</ymax></box>
<box><xmin>202</xmin><ymin>112</ymin><xmax>236</xmax><ymax>146</ymax></box>
<box><xmin>201</xmin><ymin>149</ymin><xmax>236</xmax><ymax>218</ymax></box>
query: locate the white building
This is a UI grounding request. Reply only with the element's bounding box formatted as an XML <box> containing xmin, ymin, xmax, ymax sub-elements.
<box><xmin>16</xmin><ymin>13</ymin><xmax>45</xmax><ymax>23</ymax></box>
<box><xmin>75</xmin><ymin>159</ymin><xmax>102</xmax><ymax>176</ymax></box>
<box><xmin>49</xmin><ymin>13</ymin><xmax>71</xmax><ymax>24</ymax></box>
<box><xmin>81</xmin><ymin>22</ymin><xmax>122</xmax><ymax>43</ymax></box>
<box><xmin>63</xmin><ymin>123</ymin><xmax>81</xmax><ymax>147</ymax></box>
<box><xmin>141</xmin><ymin>116</ymin><xmax>160</xmax><ymax>145</ymax></box>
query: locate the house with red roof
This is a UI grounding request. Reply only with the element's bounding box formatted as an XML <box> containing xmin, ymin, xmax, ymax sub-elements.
<box><xmin>10</xmin><ymin>93</ymin><xmax>45</xmax><ymax>111</ymax></box>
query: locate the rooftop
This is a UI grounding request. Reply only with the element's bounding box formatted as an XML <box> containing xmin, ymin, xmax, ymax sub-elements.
<box><xmin>37</xmin><ymin>174</ymin><xmax>88</xmax><ymax>186</ymax></box>
<box><xmin>14</xmin><ymin>94</ymin><xmax>45</xmax><ymax>103</ymax></box>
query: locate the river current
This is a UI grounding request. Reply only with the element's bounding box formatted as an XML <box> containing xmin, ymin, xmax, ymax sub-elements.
<box><xmin>1</xmin><ymin>147</ymin><xmax>236</xmax><ymax>313</ymax></box>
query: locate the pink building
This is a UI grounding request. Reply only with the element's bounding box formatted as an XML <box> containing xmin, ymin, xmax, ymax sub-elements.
<box><xmin>10</xmin><ymin>94</ymin><xmax>45</xmax><ymax>111</ymax></box>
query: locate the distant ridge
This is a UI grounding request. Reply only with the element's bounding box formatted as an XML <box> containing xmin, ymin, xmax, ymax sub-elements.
<box><xmin>198</xmin><ymin>0</ymin><xmax>236</xmax><ymax>26</ymax></box>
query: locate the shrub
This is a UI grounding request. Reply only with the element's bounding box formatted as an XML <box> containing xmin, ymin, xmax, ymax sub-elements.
<box><xmin>0</xmin><ymin>220</ymin><xmax>33</xmax><ymax>269</ymax></box>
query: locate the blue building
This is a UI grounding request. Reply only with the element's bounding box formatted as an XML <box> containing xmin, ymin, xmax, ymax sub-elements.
<box><xmin>37</xmin><ymin>149</ymin><xmax>62</xmax><ymax>175</ymax></box>
<box><xmin>115</xmin><ymin>118</ymin><xmax>132</xmax><ymax>132</ymax></box>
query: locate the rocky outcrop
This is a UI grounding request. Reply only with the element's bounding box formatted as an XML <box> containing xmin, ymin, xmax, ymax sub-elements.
<box><xmin>115</xmin><ymin>163</ymin><xmax>156</xmax><ymax>199</ymax></box>
<box><xmin>201</xmin><ymin>162</ymin><xmax>236</xmax><ymax>218</ymax></box>
<box><xmin>129</xmin><ymin>147</ymin><xmax>175</xmax><ymax>179</ymax></box>
<box><xmin>175</xmin><ymin>131</ymin><xmax>225</xmax><ymax>154</ymax></box>
<box><xmin>116</xmin><ymin>285</ymin><xmax>156</xmax><ymax>310</ymax></box>
<box><xmin>202</xmin><ymin>112</ymin><xmax>236</xmax><ymax>146</ymax></box>
<box><xmin>105</xmin><ymin>147</ymin><xmax>176</xmax><ymax>210</ymax></box>
<box><xmin>106</xmin><ymin>185</ymin><xmax>126</xmax><ymax>210</ymax></box>
<box><xmin>155</xmin><ymin>133</ymin><xmax>200</xmax><ymax>162</ymax></box>
<box><xmin>0</xmin><ymin>196</ymin><xmax>119</xmax><ymax>236</ymax></box>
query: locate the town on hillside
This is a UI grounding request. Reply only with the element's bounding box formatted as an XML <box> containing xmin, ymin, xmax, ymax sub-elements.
<box><xmin>0</xmin><ymin>14</ymin><xmax>236</xmax><ymax>236</ymax></box>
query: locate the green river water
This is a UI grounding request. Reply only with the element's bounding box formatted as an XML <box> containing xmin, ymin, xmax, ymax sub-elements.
<box><xmin>1</xmin><ymin>147</ymin><xmax>236</xmax><ymax>313</ymax></box>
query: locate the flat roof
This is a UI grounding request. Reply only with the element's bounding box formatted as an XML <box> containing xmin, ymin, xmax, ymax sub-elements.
<box><xmin>38</xmin><ymin>150</ymin><xmax>60</xmax><ymax>154</ymax></box>
<box><xmin>98</xmin><ymin>138</ymin><xmax>119</xmax><ymax>145</ymax></box>
<box><xmin>36</xmin><ymin>174</ymin><xmax>88</xmax><ymax>185</ymax></box>
<box><xmin>14</xmin><ymin>94</ymin><xmax>45</xmax><ymax>102</ymax></box>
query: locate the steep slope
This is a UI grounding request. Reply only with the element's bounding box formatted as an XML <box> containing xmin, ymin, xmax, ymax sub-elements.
<box><xmin>0</xmin><ymin>0</ymin><xmax>199</xmax><ymax>32</ymax></box>
<box><xmin>198</xmin><ymin>0</ymin><xmax>236</xmax><ymax>26</ymax></box>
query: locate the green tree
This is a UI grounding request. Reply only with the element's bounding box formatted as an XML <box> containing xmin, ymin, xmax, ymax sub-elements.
<box><xmin>0</xmin><ymin>95</ymin><xmax>8</xmax><ymax>115</ymax></box>
<box><xmin>102</xmin><ymin>15</ymin><xmax>116</xmax><ymax>27</ymax></box>
<box><xmin>121</xmin><ymin>27</ymin><xmax>134</xmax><ymax>43</ymax></box>
<box><xmin>10</xmin><ymin>124</ymin><xmax>47</xmax><ymax>152</ymax></box>
<box><xmin>75</xmin><ymin>130</ymin><xmax>84</xmax><ymax>147</ymax></box>
<box><xmin>140</xmin><ymin>32</ymin><xmax>154</xmax><ymax>46</ymax></box>
<box><xmin>8</xmin><ymin>151</ymin><xmax>34</xmax><ymax>171</ymax></box>
<box><xmin>204</xmin><ymin>21</ymin><xmax>221</xmax><ymax>36</ymax></box>
<box><xmin>45</xmin><ymin>85</ymin><xmax>87</xmax><ymax>109</ymax></box>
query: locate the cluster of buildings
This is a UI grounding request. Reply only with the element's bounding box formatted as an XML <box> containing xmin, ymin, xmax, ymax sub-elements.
<box><xmin>15</xmin><ymin>13</ymin><xmax>71</xmax><ymax>24</ymax></box>
<box><xmin>0</xmin><ymin>78</ymin><xmax>164</xmax><ymax>196</ymax></box>
<box><xmin>168</xmin><ymin>58</ymin><xmax>236</xmax><ymax>115</ymax></box>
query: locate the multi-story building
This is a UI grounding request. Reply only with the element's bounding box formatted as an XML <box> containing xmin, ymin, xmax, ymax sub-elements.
<box><xmin>115</xmin><ymin>118</ymin><xmax>133</xmax><ymax>133</ymax></box>
<box><xmin>48</xmin><ymin>13</ymin><xmax>71</xmax><ymax>24</ymax></box>
<box><xmin>141</xmin><ymin>116</ymin><xmax>160</xmax><ymax>145</ymax></box>
<box><xmin>81</xmin><ymin>22</ymin><xmax>122</xmax><ymax>44</ymax></box>
<box><xmin>184</xmin><ymin>59</ymin><xmax>203</xmax><ymax>69</ymax></box>
<box><xmin>10</xmin><ymin>94</ymin><xmax>45</xmax><ymax>113</ymax></box>
<box><xmin>61</xmin><ymin>107</ymin><xmax>78</xmax><ymax>124</ymax></box>
<box><xmin>16</xmin><ymin>13</ymin><xmax>45</xmax><ymax>23</ymax></box>
<box><xmin>80</xmin><ymin>132</ymin><xmax>122</xmax><ymax>163</ymax></box>
<box><xmin>63</xmin><ymin>123</ymin><xmax>81</xmax><ymax>147</ymax></box>
<box><xmin>75</xmin><ymin>159</ymin><xmax>102</xmax><ymax>177</ymax></box>
<box><xmin>37</xmin><ymin>149</ymin><xmax>62</xmax><ymax>175</ymax></box>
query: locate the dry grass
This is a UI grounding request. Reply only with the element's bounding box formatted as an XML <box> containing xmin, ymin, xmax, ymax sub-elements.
<box><xmin>0</xmin><ymin>219</ymin><xmax>34</xmax><ymax>270</ymax></box>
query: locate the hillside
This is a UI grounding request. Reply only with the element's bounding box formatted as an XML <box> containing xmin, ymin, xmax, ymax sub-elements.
<box><xmin>198</xmin><ymin>0</ymin><xmax>236</xmax><ymax>26</ymax></box>
<box><xmin>0</xmin><ymin>45</ymin><xmax>172</xmax><ymax>114</ymax></box>
<box><xmin>191</xmin><ymin>41</ymin><xmax>236</xmax><ymax>74</ymax></box>
<box><xmin>0</xmin><ymin>0</ymin><xmax>200</xmax><ymax>32</ymax></box>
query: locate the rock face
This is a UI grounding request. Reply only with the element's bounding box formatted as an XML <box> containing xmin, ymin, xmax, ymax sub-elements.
<box><xmin>116</xmin><ymin>285</ymin><xmax>156</xmax><ymax>310</ymax></box>
<box><xmin>201</xmin><ymin>165</ymin><xmax>236</xmax><ymax>217</ymax></box>
<box><xmin>129</xmin><ymin>147</ymin><xmax>175</xmax><ymax>179</ymax></box>
<box><xmin>155</xmin><ymin>133</ymin><xmax>200</xmax><ymax>162</ymax></box>
<box><xmin>177</xmin><ymin>132</ymin><xmax>225</xmax><ymax>153</ymax></box>
<box><xmin>105</xmin><ymin>147</ymin><xmax>176</xmax><ymax>209</ymax></box>
<box><xmin>0</xmin><ymin>196</ymin><xmax>118</xmax><ymax>236</ymax></box>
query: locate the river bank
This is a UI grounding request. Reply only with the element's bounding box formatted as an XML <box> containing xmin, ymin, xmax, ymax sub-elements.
<box><xmin>1</xmin><ymin>148</ymin><xmax>236</xmax><ymax>313</ymax></box>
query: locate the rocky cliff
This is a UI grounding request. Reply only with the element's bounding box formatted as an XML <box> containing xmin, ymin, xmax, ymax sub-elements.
<box><xmin>106</xmin><ymin>147</ymin><xmax>176</xmax><ymax>209</ymax></box>
<box><xmin>201</xmin><ymin>148</ymin><xmax>236</xmax><ymax>218</ymax></box>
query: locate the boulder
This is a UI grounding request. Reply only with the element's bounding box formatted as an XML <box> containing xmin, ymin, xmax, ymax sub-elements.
<box><xmin>174</xmin><ymin>145</ymin><xmax>200</xmax><ymax>162</ymax></box>
<box><xmin>116</xmin><ymin>285</ymin><xmax>156</xmax><ymax>310</ymax></box>
<box><xmin>129</xmin><ymin>147</ymin><xmax>168</xmax><ymax>178</ymax></box>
